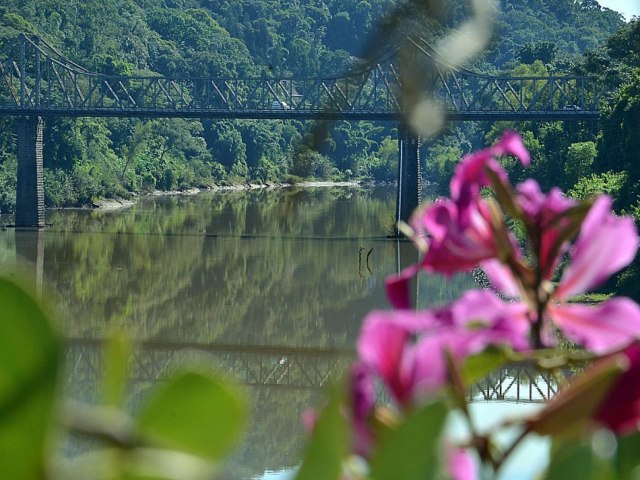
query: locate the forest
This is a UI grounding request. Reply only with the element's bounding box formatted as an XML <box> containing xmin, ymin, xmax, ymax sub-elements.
<box><xmin>0</xmin><ymin>0</ymin><xmax>637</xmax><ymax>234</ymax></box>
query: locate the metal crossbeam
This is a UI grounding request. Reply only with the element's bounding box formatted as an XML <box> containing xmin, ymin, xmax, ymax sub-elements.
<box><xmin>0</xmin><ymin>34</ymin><xmax>600</xmax><ymax>121</ymax></box>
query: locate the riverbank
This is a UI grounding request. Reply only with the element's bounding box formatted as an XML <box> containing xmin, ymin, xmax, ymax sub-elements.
<box><xmin>91</xmin><ymin>181</ymin><xmax>364</xmax><ymax>211</ymax></box>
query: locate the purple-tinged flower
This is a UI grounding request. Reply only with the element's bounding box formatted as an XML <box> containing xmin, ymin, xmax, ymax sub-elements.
<box><xmin>386</xmin><ymin>193</ymin><xmax>507</xmax><ymax>307</ymax></box>
<box><xmin>385</xmin><ymin>132</ymin><xmax>529</xmax><ymax>305</ymax></box>
<box><xmin>594</xmin><ymin>341</ymin><xmax>640</xmax><ymax>435</ymax></box>
<box><xmin>416</xmin><ymin>195</ymin><xmax>500</xmax><ymax>276</ymax></box>
<box><xmin>486</xmin><ymin>194</ymin><xmax>640</xmax><ymax>353</ymax></box>
<box><xmin>301</xmin><ymin>408</ymin><xmax>318</xmax><ymax>434</ymax></box>
<box><xmin>549</xmin><ymin>196</ymin><xmax>640</xmax><ymax>352</ymax></box>
<box><xmin>555</xmin><ymin>196</ymin><xmax>638</xmax><ymax>300</ymax></box>
<box><xmin>515</xmin><ymin>180</ymin><xmax>577</xmax><ymax>279</ymax></box>
<box><xmin>357</xmin><ymin>290</ymin><xmax>529</xmax><ymax>406</ymax></box>
<box><xmin>449</xmin><ymin>131</ymin><xmax>529</xmax><ymax>201</ymax></box>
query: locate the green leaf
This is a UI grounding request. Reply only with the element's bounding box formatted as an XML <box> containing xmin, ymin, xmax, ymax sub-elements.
<box><xmin>102</xmin><ymin>333</ymin><xmax>132</xmax><ymax>407</ymax></box>
<box><xmin>461</xmin><ymin>348</ymin><xmax>508</xmax><ymax>386</ymax></box>
<box><xmin>546</xmin><ymin>436</ymin><xmax>615</xmax><ymax>480</ymax></box>
<box><xmin>0</xmin><ymin>276</ymin><xmax>61</xmax><ymax>479</ymax></box>
<box><xmin>369</xmin><ymin>401</ymin><xmax>447</xmax><ymax>480</ymax></box>
<box><xmin>295</xmin><ymin>388</ymin><xmax>350</xmax><ymax>480</ymax></box>
<box><xmin>615</xmin><ymin>431</ymin><xmax>640</xmax><ymax>479</ymax></box>
<box><xmin>546</xmin><ymin>441</ymin><xmax>595</xmax><ymax>480</ymax></box>
<box><xmin>136</xmin><ymin>371</ymin><xmax>247</xmax><ymax>460</ymax></box>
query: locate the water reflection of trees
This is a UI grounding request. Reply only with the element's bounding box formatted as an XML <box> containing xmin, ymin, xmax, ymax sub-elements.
<box><xmin>5</xmin><ymin>188</ymin><xmax>473</xmax><ymax>348</ymax></box>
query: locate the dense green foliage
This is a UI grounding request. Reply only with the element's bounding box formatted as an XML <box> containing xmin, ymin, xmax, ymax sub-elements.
<box><xmin>0</xmin><ymin>0</ymin><xmax>631</xmax><ymax>211</ymax></box>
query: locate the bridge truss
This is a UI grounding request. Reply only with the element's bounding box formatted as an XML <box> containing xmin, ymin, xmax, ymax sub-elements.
<box><xmin>0</xmin><ymin>34</ymin><xmax>600</xmax><ymax>121</ymax></box>
<box><xmin>64</xmin><ymin>338</ymin><xmax>557</xmax><ymax>403</ymax></box>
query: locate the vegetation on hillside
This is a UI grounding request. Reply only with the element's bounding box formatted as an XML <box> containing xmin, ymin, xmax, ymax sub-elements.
<box><xmin>0</xmin><ymin>0</ymin><xmax>633</xmax><ymax>216</ymax></box>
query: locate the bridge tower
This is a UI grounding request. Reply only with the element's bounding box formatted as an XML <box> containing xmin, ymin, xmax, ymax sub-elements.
<box><xmin>395</xmin><ymin>123</ymin><xmax>421</xmax><ymax>234</ymax></box>
<box><xmin>15</xmin><ymin>116</ymin><xmax>45</xmax><ymax>228</ymax></box>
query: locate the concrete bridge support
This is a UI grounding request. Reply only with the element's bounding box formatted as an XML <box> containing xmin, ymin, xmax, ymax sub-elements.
<box><xmin>15</xmin><ymin>116</ymin><xmax>45</xmax><ymax>228</ymax></box>
<box><xmin>395</xmin><ymin>124</ymin><xmax>421</xmax><ymax>234</ymax></box>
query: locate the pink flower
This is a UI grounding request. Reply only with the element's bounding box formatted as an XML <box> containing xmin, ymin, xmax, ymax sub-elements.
<box><xmin>514</xmin><ymin>180</ymin><xmax>577</xmax><ymax>279</ymax></box>
<box><xmin>357</xmin><ymin>290</ymin><xmax>529</xmax><ymax>405</ymax></box>
<box><xmin>555</xmin><ymin>196</ymin><xmax>638</xmax><ymax>300</ymax></box>
<box><xmin>593</xmin><ymin>341</ymin><xmax>640</xmax><ymax>435</ymax></box>
<box><xmin>386</xmin><ymin>132</ymin><xmax>529</xmax><ymax>307</ymax></box>
<box><xmin>486</xmin><ymin>194</ymin><xmax>640</xmax><ymax>353</ymax></box>
<box><xmin>386</xmin><ymin>192</ymin><xmax>505</xmax><ymax>307</ymax></box>
<box><xmin>416</xmin><ymin>195</ymin><xmax>501</xmax><ymax>275</ymax></box>
<box><xmin>449</xmin><ymin>130</ymin><xmax>530</xmax><ymax>201</ymax></box>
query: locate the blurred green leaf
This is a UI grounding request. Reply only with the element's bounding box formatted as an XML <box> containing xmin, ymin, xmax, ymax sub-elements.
<box><xmin>461</xmin><ymin>348</ymin><xmax>508</xmax><ymax>386</ymax></box>
<box><xmin>102</xmin><ymin>334</ymin><xmax>132</xmax><ymax>407</ymax></box>
<box><xmin>295</xmin><ymin>388</ymin><xmax>349</xmax><ymax>480</ymax></box>
<box><xmin>369</xmin><ymin>401</ymin><xmax>447</xmax><ymax>480</ymax></box>
<box><xmin>615</xmin><ymin>431</ymin><xmax>640</xmax><ymax>479</ymax></box>
<box><xmin>123</xmin><ymin>448</ymin><xmax>217</xmax><ymax>480</ymax></box>
<box><xmin>136</xmin><ymin>371</ymin><xmax>247</xmax><ymax>460</ymax></box>
<box><xmin>546</xmin><ymin>436</ymin><xmax>615</xmax><ymax>480</ymax></box>
<box><xmin>0</xmin><ymin>276</ymin><xmax>61</xmax><ymax>479</ymax></box>
<box><xmin>546</xmin><ymin>441</ymin><xmax>595</xmax><ymax>479</ymax></box>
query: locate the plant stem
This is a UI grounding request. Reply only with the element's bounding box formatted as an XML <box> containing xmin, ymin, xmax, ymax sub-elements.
<box><xmin>493</xmin><ymin>426</ymin><xmax>530</xmax><ymax>475</ymax></box>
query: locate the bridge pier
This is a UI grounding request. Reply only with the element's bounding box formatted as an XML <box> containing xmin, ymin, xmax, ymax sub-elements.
<box><xmin>395</xmin><ymin>124</ymin><xmax>421</xmax><ymax>235</ymax></box>
<box><xmin>15</xmin><ymin>116</ymin><xmax>45</xmax><ymax>228</ymax></box>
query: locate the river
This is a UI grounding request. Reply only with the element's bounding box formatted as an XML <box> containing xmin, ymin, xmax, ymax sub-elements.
<box><xmin>0</xmin><ymin>186</ymin><xmax>540</xmax><ymax>479</ymax></box>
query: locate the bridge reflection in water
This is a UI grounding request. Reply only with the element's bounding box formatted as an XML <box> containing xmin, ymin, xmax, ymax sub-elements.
<box><xmin>64</xmin><ymin>339</ymin><xmax>557</xmax><ymax>404</ymax></box>
<box><xmin>470</xmin><ymin>364</ymin><xmax>558</xmax><ymax>403</ymax></box>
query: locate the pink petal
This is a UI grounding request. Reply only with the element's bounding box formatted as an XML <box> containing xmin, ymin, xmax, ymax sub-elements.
<box><xmin>421</xmin><ymin>199</ymin><xmax>459</xmax><ymax>242</ymax></box>
<box><xmin>492</xmin><ymin>130</ymin><xmax>530</xmax><ymax>166</ymax></box>
<box><xmin>549</xmin><ymin>298</ymin><xmax>640</xmax><ymax>353</ymax></box>
<box><xmin>557</xmin><ymin>196</ymin><xmax>639</xmax><ymax>299</ymax></box>
<box><xmin>481</xmin><ymin>259</ymin><xmax>521</xmax><ymax>297</ymax></box>
<box><xmin>407</xmin><ymin>334</ymin><xmax>451</xmax><ymax>397</ymax></box>
<box><xmin>301</xmin><ymin>408</ymin><xmax>318</xmax><ymax>434</ymax></box>
<box><xmin>594</xmin><ymin>342</ymin><xmax>640</xmax><ymax>435</ymax></box>
<box><xmin>420</xmin><ymin>199</ymin><xmax>498</xmax><ymax>275</ymax></box>
<box><xmin>446</xmin><ymin>446</ymin><xmax>477</xmax><ymax>480</ymax></box>
<box><xmin>385</xmin><ymin>264</ymin><xmax>419</xmax><ymax>309</ymax></box>
<box><xmin>448</xmin><ymin>289</ymin><xmax>531</xmax><ymax>351</ymax></box>
<box><xmin>350</xmin><ymin>362</ymin><xmax>376</xmax><ymax>422</ymax></box>
<box><xmin>357</xmin><ymin>312</ymin><xmax>422</xmax><ymax>404</ymax></box>
<box><xmin>450</xmin><ymin>150</ymin><xmax>507</xmax><ymax>201</ymax></box>
<box><xmin>357</xmin><ymin>313</ymin><xmax>409</xmax><ymax>382</ymax></box>
<box><xmin>516</xmin><ymin>181</ymin><xmax>575</xmax><ymax>223</ymax></box>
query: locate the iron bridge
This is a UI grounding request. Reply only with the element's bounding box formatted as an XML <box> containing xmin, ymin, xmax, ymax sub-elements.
<box><xmin>0</xmin><ymin>34</ymin><xmax>600</xmax><ymax>122</ymax></box>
